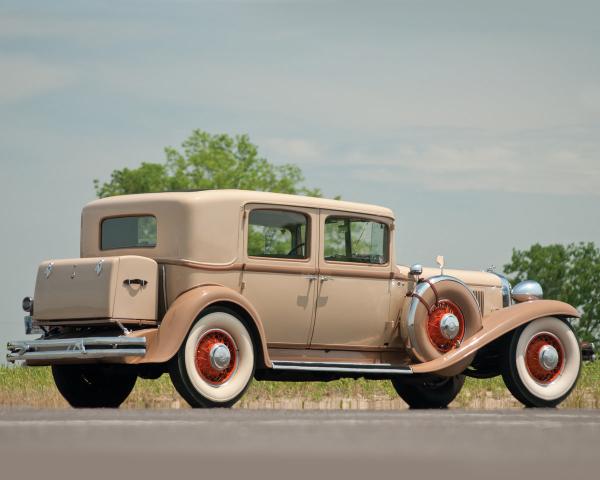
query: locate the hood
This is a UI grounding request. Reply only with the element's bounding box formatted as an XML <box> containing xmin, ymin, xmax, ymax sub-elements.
<box><xmin>396</xmin><ymin>265</ymin><xmax>502</xmax><ymax>288</ymax></box>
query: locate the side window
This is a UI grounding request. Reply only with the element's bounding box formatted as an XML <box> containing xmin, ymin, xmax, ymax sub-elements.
<box><xmin>324</xmin><ymin>217</ymin><xmax>389</xmax><ymax>265</ymax></box>
<box><xmin>248</xmin><ymin>209</ymin><xmax>309</xmax><ymax>259</ymax></box>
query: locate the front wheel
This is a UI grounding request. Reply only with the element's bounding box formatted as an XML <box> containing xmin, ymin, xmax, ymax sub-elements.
<box><xmin>502</xmin><ymin>316</ymin><xmax>581</xmax><ymax>408</ymax></box>
<box><xmin>169</xmin><ymin>307</ymin><xmax>255</xmax><ymax>408</ymax></box>
<box><xmin>392</xmin><ymin>374</ymin><xmax>465</xmax><ymax>409</ymax></box>
<box><xmin>52</xmin><ymin>364</ymin><xmax>137</xmax><ymax>408</ymax></box>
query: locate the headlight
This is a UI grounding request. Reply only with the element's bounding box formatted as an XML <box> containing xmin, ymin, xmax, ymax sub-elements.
<box><xmin>511</xmin><ymin>280</ymin><xmax>543</xmax><ymax>302</ymax></box>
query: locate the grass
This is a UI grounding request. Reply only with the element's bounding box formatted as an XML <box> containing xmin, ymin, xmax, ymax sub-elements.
<box><xmin>0</xmin><ymin>362</ymin><xmax>598</xmax><ymax>409</ymax></box>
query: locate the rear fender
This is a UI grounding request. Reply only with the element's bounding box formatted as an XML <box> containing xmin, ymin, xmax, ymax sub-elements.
<box><xmin>411</xmin><ymin>300</ymin><xmax>579</xmax><ymax>376</ymax></box>
<box><xmin>126</xmin><ymin>285</ymin><xmax>271</xmax><ymax>367</ymax></box>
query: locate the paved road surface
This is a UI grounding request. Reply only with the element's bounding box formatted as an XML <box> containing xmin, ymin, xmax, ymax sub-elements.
<box><xmin>1</xmin><ymin>409</ymin><xmax>598</xmax><ymax>480</ymax></box>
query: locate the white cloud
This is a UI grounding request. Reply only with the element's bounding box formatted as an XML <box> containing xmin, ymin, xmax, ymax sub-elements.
<box><xmin>0</xmin><ymin>13</ymin><xmax>158</xmax><ymax>42</ymax></box>
<box><xmin>344</xmin><ymin>143</ymin><xmax>600</xmax><ymax>196</ymax></box>
<box><xmin>579</xmin><ymin>85</ymin><xmax>600</xmax><ymax>113</ymax></box>
<box><xmin>0</xmin><ymin>55</ymin><xmax>77</xmax><ymax>104</ymax></box>
<box><xmin>88</xmin><ymin>55</ymin><xmax>587</xmax><ymax>133</ymax></box>
<box><xmin>0</xmin><ymin>14</ymin><xmax>78</xmax><ymax>38</ymax></box>
<box><xmin>262</xmin><ymin>138</ymin><xmax>323</xmax><ymax>161</ymax></box>
<box><xmin>237</xmin><ymin>129</ymin><xmax>600</xmax><ymax>196</ymax></box>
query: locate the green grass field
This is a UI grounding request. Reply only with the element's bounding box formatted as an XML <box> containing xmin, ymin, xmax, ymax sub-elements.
<box><xmin>1</xmin><ymin>361</ymin><xmax>598</xmax><ymax>409</ymax></box>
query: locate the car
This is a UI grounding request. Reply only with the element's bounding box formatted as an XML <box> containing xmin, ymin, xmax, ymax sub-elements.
<box><xmin>8</xmin><ymin>190</ymin><xmax>583</xmax><ymax>408</ymax></box>
<box><xmin>581</xmin><ymin>342</ymin><xmax>596</xmax><ymax>362</ymax></box>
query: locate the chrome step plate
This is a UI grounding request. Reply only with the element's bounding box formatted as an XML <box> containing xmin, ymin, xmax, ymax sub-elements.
<box><xmin>271</xmin><ymin>360</ymin><xmax>412</xmax><ymax>374</ymax></box>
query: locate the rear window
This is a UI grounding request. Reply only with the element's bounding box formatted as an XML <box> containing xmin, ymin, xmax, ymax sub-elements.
<box><xmin>101</xmin><ymin>216</ymin><xmax>157</xmax><ymax>250</ymax></box>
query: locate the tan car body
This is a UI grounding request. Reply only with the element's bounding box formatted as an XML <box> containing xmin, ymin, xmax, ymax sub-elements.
<box><xmin>24</xmin><ymin>190</ymin><xmax>579</xmax><ymax>375</ymax></box>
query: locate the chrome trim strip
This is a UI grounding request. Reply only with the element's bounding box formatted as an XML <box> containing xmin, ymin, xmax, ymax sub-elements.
<box><xmin>489</xmin><ymin>271</ymin><xmax>512</xmax><ymax>307</ymax></box>
<box><xmin>271</xmin><ymin>360</ymin><xmax>412</xmax><ymax>374</ymax></box>
<box><xmin>6</xmin><ymin>336</ymin><xmax>146</xmax><ymax>363</ymax></box>
<box><xmin>407</xmin><ymin>275</ymin><xmax>480</xmax><ymax>362</ymax></box>
<box><xmin>161</xmin><ymin>264</ymin><xmax>168</xmax><ymax>312</ymax></box>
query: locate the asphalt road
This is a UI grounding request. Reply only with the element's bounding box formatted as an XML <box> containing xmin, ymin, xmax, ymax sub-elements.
<box><xmin>1</xmin><ymin>409</ymin><xmax>598</xmax><ymax>480</ymax></box>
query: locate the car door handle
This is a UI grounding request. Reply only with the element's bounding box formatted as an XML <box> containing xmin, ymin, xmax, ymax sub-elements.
<box><xmin>303</xmin><ymin>275</ymin><xmax>319</xmax><ymax>281</ymax></box>
<box><xmin>123</xmin><ymin>278</ymin><xmax>148</xmax><ymax>287</ymax></box>
<box><xmin>319</xmin><ymin>275</ymin><xmax>334</xmax><ymax>282</ymax></box>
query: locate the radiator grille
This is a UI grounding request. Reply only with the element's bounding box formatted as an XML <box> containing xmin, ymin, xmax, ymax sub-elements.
<box><xmin>473</xmin><ymin>290</ymin><xmax>485</xmax><ymax>315</ymax></box>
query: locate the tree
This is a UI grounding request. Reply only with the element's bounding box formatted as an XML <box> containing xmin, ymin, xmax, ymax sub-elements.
<box><xmin>94</xmin><ymin>129</ymin><xmax>322</xmax><ymax>198</ymax></box>
<box><xmin>503</xmin><ymin>242</ymin><xmax>600</xmax><ymax>342</ymax></box>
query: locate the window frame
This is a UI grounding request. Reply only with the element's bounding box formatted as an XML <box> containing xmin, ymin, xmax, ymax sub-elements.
<box><xmin>245</xmin><ymin>207</ymin><xmax>312</xmax><ymax>262</ymax></box>
<box><xmin>99</xmin><ymin>214</ymin><xmax>158</xmax><ymax>251</ymax></box>
<box><xmin>322</xmin><ymin>215</ymin><xmax>391</xmax><ymax>267</ymax></box>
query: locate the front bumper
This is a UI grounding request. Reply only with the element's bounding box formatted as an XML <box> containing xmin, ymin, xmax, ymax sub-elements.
<box><xmin>6</xmin><ymin>336</ymin><xmax>147</xmax><ymax>363</ymax></box>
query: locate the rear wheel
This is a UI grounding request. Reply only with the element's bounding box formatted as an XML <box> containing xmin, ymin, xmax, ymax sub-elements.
<box><xmin>169</xmin><ymin>307</ymin><xmax>255</xmax><ymax>408</ymax></box>
<box><xmin>392</xmin><ymin>374</ymin><xmax>465</xmax><ymax>409</ymax></box>
<box><xmin>52</xmin><ymin>364</ymin><xmax>137</xmax><ymax>408</ymax></box>
<box><xmin>502</xmin><ymin>317</ymin><xmax>581</xmax><ymax>408</ymax></box>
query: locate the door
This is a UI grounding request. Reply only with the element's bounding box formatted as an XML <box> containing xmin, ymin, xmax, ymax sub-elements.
<box><xmin>309</xmin><ymin>211</ymin><xmax>393</xmax><ymax>349</ymax></box>
<box><xmin>241</xmin><ymin>205</ymin><xmax>319</xmax><ymax>347</ymax></box>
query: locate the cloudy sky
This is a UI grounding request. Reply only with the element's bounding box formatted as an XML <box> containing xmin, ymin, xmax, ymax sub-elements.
<box><xmin>1</xmin><ymin>0</ymin><xmax>599</xmax><ymax>353</ymax></box>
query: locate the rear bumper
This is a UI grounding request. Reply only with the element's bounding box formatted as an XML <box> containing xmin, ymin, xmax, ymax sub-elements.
<box><xmin>6</xmin><ymin>336</ymin><xmax>147</xmax><ymax>363</ymax></box>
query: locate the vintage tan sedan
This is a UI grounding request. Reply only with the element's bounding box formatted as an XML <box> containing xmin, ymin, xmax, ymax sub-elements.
<box><xmin>8</xmin><ymin>190</ymin><xmax>582</xmax><ymax>408</ymax></box>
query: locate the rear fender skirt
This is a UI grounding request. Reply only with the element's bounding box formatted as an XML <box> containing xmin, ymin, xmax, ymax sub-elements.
<box><xmin>124</xmin><ymin>285</ymin><xmax>271</xmax><ymax>367</ymax></box>
<box><xmin>411</xmin><ymin>300</ymin><xmax>579</xmax><ymax>376</ymax></box>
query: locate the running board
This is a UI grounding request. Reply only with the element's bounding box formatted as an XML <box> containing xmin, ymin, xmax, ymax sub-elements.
<box><xmin>271</xmin><ymin>360</ymin><xmax>413</xmax><ymax>375</ymax></box>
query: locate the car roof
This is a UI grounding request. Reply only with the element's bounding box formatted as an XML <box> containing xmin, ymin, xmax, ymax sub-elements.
<box><xmin>86</xmin><ymin>189</ymin><xmax>395</xmax><ymax>219</ymax></box>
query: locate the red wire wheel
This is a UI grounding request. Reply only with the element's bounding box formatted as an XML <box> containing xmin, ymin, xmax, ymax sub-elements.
<box><xmin>525</xmin><ymin>332</ymin><xmax>564</xmax><ymax>384</ymax></box>
<box><xmin>195</xmin><ymin>329</ymin><xmax>238</xmax><ymax>385</ymax></box>
<box><xmin>427</xmin><ymin>300</ymin><xmax>465</xmax><ymax>353</ymax></box>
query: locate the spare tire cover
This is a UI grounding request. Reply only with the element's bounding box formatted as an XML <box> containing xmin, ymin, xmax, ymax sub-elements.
<box><xmin>403</xmin><ymin>276</ymin><xmax>482</xmax><ymax>362</ymax></box>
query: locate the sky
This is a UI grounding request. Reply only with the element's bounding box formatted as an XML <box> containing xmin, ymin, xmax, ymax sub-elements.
<box><xmin>1</xmin><ymin>0</ymin><xmax>599</xmax><ymax>358</ymax></box>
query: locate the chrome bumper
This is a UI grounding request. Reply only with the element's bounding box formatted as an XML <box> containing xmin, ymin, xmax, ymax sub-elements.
<box><xmin>6</xmin><ymin>336</ymin><xmax>146</xmax><ymax>363</ymax></box>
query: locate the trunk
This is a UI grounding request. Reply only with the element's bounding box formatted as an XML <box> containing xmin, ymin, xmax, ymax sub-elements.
<box><xmin>33</xmin><ymin>255</ymin><xmax>158</xmax><ymax>324</ymax></box>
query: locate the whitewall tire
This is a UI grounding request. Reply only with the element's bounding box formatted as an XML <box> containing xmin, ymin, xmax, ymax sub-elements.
<box><xmin>169</xmin><ymin>307</ymin><xmax>255</xmax><ymax>408</ymax></box>
<box><xmin>502</xmin><ymin>317</ymin><xmax>581</xmax><ymax>408</ymax></box>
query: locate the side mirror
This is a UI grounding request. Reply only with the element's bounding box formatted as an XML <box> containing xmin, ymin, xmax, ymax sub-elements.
<box><xmin>409</xmin><ymin>264</ymin><xmax>423</xmax><ymax>276</ymax></box>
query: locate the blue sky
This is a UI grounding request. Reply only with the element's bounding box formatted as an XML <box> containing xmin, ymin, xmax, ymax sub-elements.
<box><xmin>1</xmin><ymin>1</ymin><xmax>599</xmax><ymax>354</ymax></box>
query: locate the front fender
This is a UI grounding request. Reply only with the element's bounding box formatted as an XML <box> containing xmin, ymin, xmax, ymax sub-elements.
<box><xmin>126</xmin><ymin>285</ymin><xmax>271</xmax><ymax>367</ymax></box>
<box><xmin>411</xmin><ymin>299</ymin><xmax>579</xmax><ymax>375</ymax></box>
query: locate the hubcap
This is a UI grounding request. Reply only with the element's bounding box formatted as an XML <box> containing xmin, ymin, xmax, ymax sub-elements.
<box><xmin>439</xmin><ymin>313</ymin><xmax>460</xmax><ymax>340</ymax></box>
<box><xmin>539</xmin><ymin>345</ymin><xmax>560</xmax><ymax>371</ymax></box>
<box><xmin>427</xmin><ymin>300</ymin><xmax>465</xmax><ymax>353</ymax></box>
<box><xmin>209</xmin><ymin>343</ymin><xmax>232</xmax><ymax>371</ymax></box>
<box><xmin>525</xmin><ymin>332</ymin><xmax>565</xmax><ymax>384</ymax></box>
<box><xmin>195</xmin><ymin>329</ymin><xmax>237</xmax><ymax>385</ymax></box>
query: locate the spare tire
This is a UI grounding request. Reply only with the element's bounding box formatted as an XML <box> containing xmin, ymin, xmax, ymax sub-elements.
<box><xmin>401</xmin><ymin>275</ymin><xmax>482</xmax><ymax>363</ymax></box>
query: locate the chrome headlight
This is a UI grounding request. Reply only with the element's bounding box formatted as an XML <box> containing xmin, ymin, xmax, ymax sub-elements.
<box><xmin>511</xmin><ymin>280</ymin><xmax>543</xmax><ymax>302</ymax></box>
